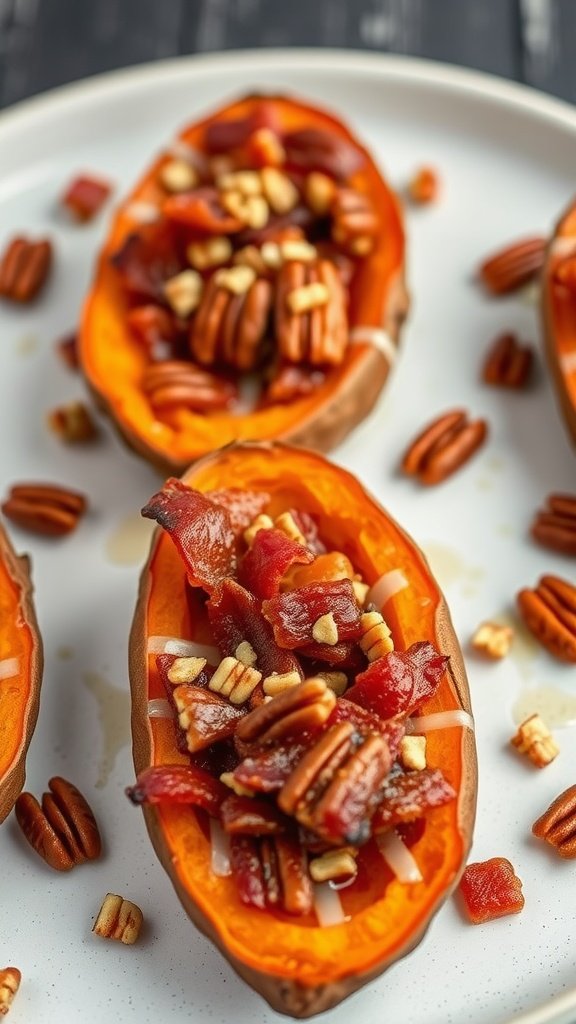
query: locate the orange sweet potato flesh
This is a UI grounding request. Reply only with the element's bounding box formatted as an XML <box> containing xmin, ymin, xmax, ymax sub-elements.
<box><xmin>0</xmin><ymin>523</ymin><xmax>43</xmax><ymax>823</ymax></box>
<box><xmin>130</xmin><ymin>443</ymin><xmax>476</xmax><ymax>1017</ymax></box>
<box><xmin>81</xmin><ymin>95</ymin><xmax>407</xmax><ymax>474</ymax></box>
<box><xmin>542</xmin><ymin>198</ymin><xmax>576</xmax><ymax>448</ymax></box>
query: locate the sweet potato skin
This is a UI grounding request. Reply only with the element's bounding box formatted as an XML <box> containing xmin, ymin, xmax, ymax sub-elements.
<box><xmin>129</xmin><ymin>443</ymin><xmax>476</xmax><ymax>1017</ymax></box>
<box><xmin>542</xmin><ymin>197</ymin><xmax>576</xmax><ymax>449</ymax></box>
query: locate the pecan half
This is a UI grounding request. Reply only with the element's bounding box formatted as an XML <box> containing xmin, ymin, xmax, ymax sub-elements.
<box><xmin>2</xmin><ymin>483</ymin><xmax>87</xmax><ymax>537</ymax></box>
<box><xmin>275</xmin><ymin>258</ymin><xmax>348</xmax><ymax>365</ymax></box>
<box><xmin>531</xmin><ymin>494</ymin><xmax>576</xmax><ymax>556</ymax></box>
<box><xmin>532</xmin><ymin>785</ymin><xmax>576</xmax><ymax>858</ymax></box>
<box><xmin>142</xmin><ymin>360</ymin><xmax>237</xmax><ymax>412</ymax></box>
<box><xmin>0</xmin><ymin>968</ymin><xmax>21</xmax><ymax>1016</ymax></box>
<box><xmin>0</xmin><ymin>236</ymin><xmax>52</xmax><ymax>302</ymax></box>
<box><xmin>401</xmin><ymin>409</ymin><xmax>488</xmax><ymax>485</ymax></box>
<box><xmin>478</xmin><ymin>236</ymin><xmax>545</xmax><ymax>295</ymax></box>
<box><xmin>408</xmin><ymin>166</ymin><xmax>439</xmax><ymax>205</ymax></box>
<box><xmin>482</xmin><ymin>332</ymin><xmax>534</xmax><ymax>388</ymax></box>
<box><xmin>331</xmin><ymin>187</ymin><xmax>378</xmax><ymax>256</ymax></box>
<box><xmin>517</xmin><ymin>574</ymin><xmax>576</xmax><ymax>662</ymax></box>
<box><xmin>15</xmin><ymin>777</ymin><xmax>102</xmax><ymax>871</ymax></box>
<box><xmin>235</xmin><ymin>677</ymin><xmax>336</xmax><ymax>746</ymax></box>
<box><xmin>93</xmin><ymin>893</ymin><xmax>143</xmax><ymax>943</ymax></box>
<box><xmin>47</xmin><ymin>401</ymin><xmax>99</xmax><ymax>443</ymax></box>
<box><xmin>190</xmin><ymin>272</ymin><xmax>273</xmax><ymax>371</ymax></box>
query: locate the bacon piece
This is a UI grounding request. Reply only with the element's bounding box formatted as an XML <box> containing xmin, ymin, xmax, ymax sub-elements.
<box><xmin>300</xmin><ymin>641</ymin><xmax>366</xmax><ymax>670</ymax></box>
<box><xmin>142</xmin><ymin>480</ymin><xmax>236</xmax><ymax>591</ymax></box>
<box><xmin>274</xmin><ymin>835</ymin><xmax>313</xmax><ymax>915</ymax></box>
<box><xmin>62</xmin><ymin>174</ymin><xmax>112</xmax><ymax>221</ymax></box>
<box><xmin>459</xmin><ymin>857</ymin><xmax>525</xmax><ymax>924</ymax></box>
<box><xmin>309</xmin><ymin>734</ymin><xmax>391</xmax><ymax>845</ymax></box>
<box><xmin>206</xmin><ymin>489</ymin><xmax>270</xmax><ymax>535</ymax></box>
<box><xmin>111</xmin><ymin>221</ymin><xmax>183</xmax><ymax>300</ymax></box>
<box><xmin>330</xmin><ymin>699</ymin><xmax>405</xmax><ymax>758</ymax></box>
<box><xmin>163</xmin><ymin>187</ymin><xmax>243</xmax><ymax>233</ymax></box>
<box><xmin>346</xmin><ymin>641</ymin><xmax>447</xmax><ymax>720</ymax></box>
<box><xmin>372</xmin><ymin>768</ymin><xmax>456</xmax><ymax>832</ymax></box>
<box><xmin>284</xmin><ymin>128</ymin><xmax>364</xmax><ymax>180</ymax></box>
<box><xmin>229</xmin><ymin>834</ymin><xmax>312</xmax><ymax>915</ymax></box>
<box><xmin>239</xmin><ymin>528</ymin><xmax>313</xmax><ymax>600</ymax></box>
<box><xmin>125</xmin><ymin>764</ymin><xmax>227</xmax><ymax>816</ymax></box>
<box><xmin>127</xmin><ymin>304</ymin><xmax>185</xmax><ymax>361</ymax></box>
<box><xmin>220</xmin><ymin>795</ymin><xmax>288</xmax><ymax>836</ymax></box>
<box><xmin>233</xmin><ymin>742</ymin><xmax>307</xmax><ymax>793</ymax></box>
<box><xmin>290</xmin><ymin>510</ymin><xmax>326</xmax><ymax>555</ymax></box>
<box><xmin>172</xmin><ymin>686</ymin><xmax>245</xmax><ymax>752</ymax></box>
<box><xmin>229</xmin><ymin>836</ymin><xmax>267</xmax><ymax>909</ymax></box>
<box><xmin>207</xmin><ymin>579</ymin><xmax>302</xmax><ymax>678</ymax></box>
<box><xmin>205</xmin><ymin>102</ymin><xmax>281</xmax><ymax>154</ymax></box>
<box><xmin>262</xmin><ymin>578</ymin><xmax>361</xmax><ymax>650</ymax></box>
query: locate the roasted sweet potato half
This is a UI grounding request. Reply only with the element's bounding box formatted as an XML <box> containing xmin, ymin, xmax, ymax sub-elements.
<box><xmin>81</xmin><ymin>94</ymin><xmax>407</xmax><ymax>474</ymax></box>
<box><xmin>0</xmin><ymin>523</ymin><xmax>43</xmax><ymax>822</ymax></box>
<box><xmin>129</xmin><ymin>443</ymin><xmax>476</xmax><ymax>1017</ymax></box>
<box><xmin>542</xmin><ymin>197</ymin><xmax>576</xmax><ymax>447</ymax></box>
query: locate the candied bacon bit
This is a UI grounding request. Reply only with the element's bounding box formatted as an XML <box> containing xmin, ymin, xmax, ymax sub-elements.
<box><xmin>459</xmin><ymin>857</ymin><xmax>525</xmax><ymax>924</ymax></box>
<box><xmin>163</xmin><ymin>187</ymin><xmax>243</xmax><ymax>234</ymax></box>
<box><xmin>262</xmin><ymin>578</ymin><xmax>361</xmax><ymax>650</ymax></box>
<box><xmin>205</xmin><ymin>103</ymin><xmax>281</xmax><ymax>154</ymax></box>
<box><xmin>61</xmin><ymin>174</ymin><xmax>112</xmax><ymax>221</ymax></box>
<box><xmin>264</xmin><ymin>363</ymin><xmax>327</xmax><ymax>405</ymax></box>
<box><xmin>111</xmin><ymin>221</ymin><xmax>184</xmax><ymax>300</ymax></box>
<box><xmin>126</xmin><ymin>304</ymin><xmax>184</xmax><ymax>361</ymax></box>
<box><xmin>207</xmin><ymin>579</ymin><xmax>302</xmax><ymax>679</ymax></box>
<box><xmin>300</xmin><ymin>640</ymin><xmax>366</xmax><ymax>670</ymax></box>
<box><xmin>290</xmin><ymin>510</ymin><xmax>326</xmax><ymax>555</ymax></box>
<box><xmin>56</xmin><ymin>333</ymin><xmax>80</xmax><ymax>371</ymax></box>
<box><xmin>330</xmin><ymin>699</ymin><xmax>405</xmax><ymax>757</ymax></box>
<box><xmin>239</xmin><ymin>528</ymin><xmax>313</xmax><ymax>600</ymax></box>
<box><xmin>220</xmin><ymin>794</ymin><xmax>288</xmax><ymax>836</ymax></box>
<box><xmin>396</xmin><ymin>817</ymin><xmax>426</xmax><ymax>847</ymax></box>
<box><xmin>190</xmin><ymin>739</ymin><xmax>239</xmax><ymax>778</ymax></box>
<box><xmin>284</xmin><ymin>128</ymin><xmax>364</xmax><ymax>180</ymax></box>
<box><xmin>125</xmin><ymin>764</ymin><xmax>227</xmax><ymax>816</ymax></box>
<box><xmin>230</xmin><ymin>836</ymin><xmax>267</xmax><ymax>909</ymax></box>
<box><xmin>142</xmin><ymin>479</ymin><xmax>236</xmax><ymax>592</ymax></box>
<box><xmin>275</xmin><ymin>835</ymin><xmax>314</xmax><ymax>915</ymax></box>
<box><xmin>233</xmin><ymin>742</ymin><xmax>307</xmax><ymax>793</ymax></box>
<box><xmin>173</xmin><ymin>686</ymin><xmax>245</xmax><ymax>752</ymax></box>
<box><xmin>347</xmin><ymin>641</ymin><xmax>448</xmax><ymax>720</ymax></box>
<box><xmin>205</xmin><ymin>489</ymin><xmax>270</xmax><ymax>535</ymax></box>
<box><xmin>371</xmin><ymin>768</ymin><xmax>456</xmax><ymax>832</ymax></box>
<box><xmin>310</xmin><ymin>734</ymin><xmax>391</xmax><ymax>845</ymax></box>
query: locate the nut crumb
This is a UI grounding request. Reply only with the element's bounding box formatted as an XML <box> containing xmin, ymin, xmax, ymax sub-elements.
<box><xmin>471</xmin><ymin>621</ymin><xmax>514</xmax><ymax>659</ymax></box>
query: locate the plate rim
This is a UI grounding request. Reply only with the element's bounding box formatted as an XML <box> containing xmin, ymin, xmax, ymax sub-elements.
<box><xmin>1</xmin><ymin>44</ymin><xmax>575</xmax><ymax>1024</ymax></box>
<box><xmin>1</xmin><ymin>48</ymin><xmax>576</xmax><ymax>139</ymax></box>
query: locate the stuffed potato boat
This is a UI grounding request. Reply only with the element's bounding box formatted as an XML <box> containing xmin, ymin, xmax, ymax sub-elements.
<box><xmin>0</xmin><ymin>522</ymin><xmax>43</xmax><ymax>822</ymax></box>
<box><xmin>542</xmin><ymin>197</ymin><xmax>576</xmax><ymax>447</ymax></box>
<box><xmin>128</xmin><ymin>443</ymin><xmax>476</xmax><ymax>1017</ymax></box>
<box><xmin>81</xmin><ymin>94</ymin><xmax>407</xmax><ymax>473</ymax></box>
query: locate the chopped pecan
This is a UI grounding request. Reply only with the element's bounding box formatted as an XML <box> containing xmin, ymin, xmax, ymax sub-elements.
<box><xmin>482</xmin><ymin>332</ymin><xmax>534</xmax><ymax>388</ymax></box>
<box><xmin>142</xmin><ymin>360</ymin><xmax>237</xmax><ymax>413</ymax></box>
<box><xmin>163</xmin><ymin>269</ymin><xmax>203</xmax><ymax>318</ymax></box>
<box><xmin>93</xmin><ymin>893</ymin><xmax>143</xmax><ymax>944</ymax></box>
<box><xmin>401</xmin><ymin>408</ymin><xmax>488</xmax><ymax>485</ymax></box>
<box><xmin>331</xmin><ymin>187</ymin><xmax>378</xmax><ymax>256</ymax></box>
<box><xmin>532</xmin><ymin>784</ymin><xmax>576</xmax><ymax>858</ymax></box>
<box><xmin>55</xmin><ymin>332</ymin><xmax>80</xmax><ymax>371</ymax></box>
<box><xmin>275</xmin><ymin>257</ymin><xmax>348</xmax><ymax>366</ymax></box>
<box><xmin>309</xmin><ymin>847</ymin><xmax>357</xmax><ymax>883</ymax></box>
<box><xmin>208</xmin><ymin>656</ymin><xmax>262</xmax><ymax>705</ymax></box>
<box><xmin>190</xmin><ymin>272</ymin><xmax>273</xmax><ymax>371</ymax></box>
<box><xmin>0</xmin><ymin>236</ymin><xmax>52</xmax><ymax>302</ymax></box>
<box><xmin>0</xmin><ymin>968</ymin><xmax>21</xmax><ymax>1016</ymax></box>
<box><xmin>47</xmin><ymin>401</ymin><xmax>99</xmax><ymax>443</ymax></box>
<box><xmin>2</xmin><ymin>482</ymin><xmax>87</xmax><ymax>537</ymax></box>
<box><xmin>511</xmin><ymin>713</ymin><xmax>559</xmax><ymax>767</ymax></box>
<box><xmin>517</xmin><ymin>574</ymin><xmax>576</xmax><ymax>662</ymax></box>
<box><xmin>159</xmin><ymin>158</ymin><xmax>198</xmax><ymax>193</ymax></box>
<box><xmin>235</xmin><ymin>677</ymin><xmax>336</xmax><ymax>747</ymax></box>
<box><xmin>531</xmin><ymin>493</ymin><xmax>576</xmax><ymax>556</ymax></box>
<box><xmin>471</xmin><ymin>621</ymin><xmax>514</xmax><ymax>659</ymax></box>
<box><xmin>230</xmin><ymin>833</ymin><xmax>313</xmax><ymax>915</ymax></box>
<box><xmin>15</xmin><ymin>777</ymin><xmax>101</xmax><ymax>871</ymax></box>
<box><xmin>407</xmin><ymin>166</ymin><xmax>439</xmax><ymax>205</ymax></box>
<box><xmin>478</xmin><ymin>236</ymin><xmax>546</xmax><ymax>295</ymax></box>
<box><xmin>283</xmin><ymin>128</ymin><xmax>363</xmax><ymax>180</ymax></box>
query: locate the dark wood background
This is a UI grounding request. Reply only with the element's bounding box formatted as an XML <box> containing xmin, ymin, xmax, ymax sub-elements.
<box><xmin>0</xmin><ymin>0</ymin><xmax>575</xmax><ymax>109</ymax></box>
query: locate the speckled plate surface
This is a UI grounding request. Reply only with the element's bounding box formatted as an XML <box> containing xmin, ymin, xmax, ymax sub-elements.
<box><xmin>0</xmin><ymin>50</ymin><xmax>575</xmax><ymax>1024</ymax></box>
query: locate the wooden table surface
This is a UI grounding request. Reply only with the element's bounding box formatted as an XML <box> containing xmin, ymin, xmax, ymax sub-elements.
<box><xmin>0</xmin><ymin>0</ymin><xmax>575</xmax><ymax>109</ymax></box>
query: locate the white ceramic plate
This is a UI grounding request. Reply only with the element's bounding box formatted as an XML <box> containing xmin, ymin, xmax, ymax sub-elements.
<box><xmin>1</xmin><ymin>50</ymin><xmax>575</xmax><ymax>1024</ymax></box>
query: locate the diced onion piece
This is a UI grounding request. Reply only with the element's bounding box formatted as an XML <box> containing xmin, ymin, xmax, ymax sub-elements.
<box><xmin>210</xmin><ymin>819</ymin><xmax>232</xmax><ymax>877</ymax></box>
<box><xmin>350</xmin><ymin>326</ymin><xmax>397</xmax><ymax>365</ymax></box>
<box><xmin>124</xmin><ymin>201</ymin><xmax>160</xmax><ymax>223</ymax></box>
<box><xmin>147</xmin><ymin>636</ymin><xmax>220</xmax><ymax>663</ymax></box>
<box><xmin>377</xmin><ymin>831</ymin><xmax>423</xmax><ymax>883</ymax></box>
<box><xmin>0</xmin><ymin>656</ymin><xmax>19</xmax><ymax>680</ymax></box>
<box><xmin>406</xmin><ymin>710</ymin><xmax>475</xmax><ymax>734</ymax></box>
<box><xmin>367</xmin><ymin>569</ymin><xmax>409</xmax><ymax>609</ymax></box>
<box><xmin>147</xmin><ymin>699</ymin><xmax>174</xmax><ymax>719</ymax></box>
<box><xmin>313</xmin><ymin>883</ymin><xmax>348</xmax><ymax>927</ymax></box>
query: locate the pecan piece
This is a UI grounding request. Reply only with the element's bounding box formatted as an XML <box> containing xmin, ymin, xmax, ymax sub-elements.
<box><xmin>401</xmin><ymin>409</ymin><xmax>488</xmax><ymax>485</ymax></box>
<box><xmin>275</xmin><ymin>258</ymin><xmax>348</xmax><ymax>366</ymax></box>
<box><xmin>531</xmin><ymin>493</ymin><xmax>576</xmax><ymax>556</ymax></box>
<box><xmin>15</xmin><ymin>777</ymin><xmax>101</xmax><ymax>871</ymax></box>
<box><xmin>0</xmin><ymin>236</ymin><xmax>52</xmax><ymax>302</ymax></box>
<box><xmin>93</xmin><ymin>893</ymin><xmax>143</xmax><ymax>944</ymax></box>
<box><xmin>142</xmin><ymin>360</ymin><xmax>237</xmax><ymax>412</ymax></box>
<box><xmin>482</xmin><ymin>333</ymin><xmax>534</xmax><ymax>388</ymax></box>
<box><xmin>56</xmin><ymin>332</ymin><xmax>80</xmax><ymax>371</ymax></box>
<box><xmin>331</xmin><ymin>187</ymin><xmax>378</xmax><ymax>256</ymax></box>
<box><xmin>408</xmin><ymin>166</ymin><xmax>440</xmax><ymax>204</ymax></box>
<box><xmin>190</xmin><ymin>271</ymin><xmax>273</xmax><ymax>371</ymax></box>
<box><xmin>478</xmin><ymin>236</ymin><xmax>545</xmax><ymax>295</ymax></box>
<box><xmin>47</xmin><ymin>401</ymin><xmax>99</xmax><ymax>443</ymax></box>
<box><xmin>61</xmin><ymin>174</ymin><xmax>112</xmax><ymax>221</ymax></box>
<box><xmin>235</xmin><ymin>677</ymin><xmax>336</xmax><ymax>747</ymax></box>
<box><xmin>2</xmin><ymin>483</ymin><xmax>87</xmax><ymax>537</ymax></box>
<box><xmin>532</xmin><ymin>785</ymin><xmax>576</xmax><ymax>858</ymax></box>
<box><xmin>511</xmin><ymin>713</ymin><xmax>559</xmax><ymax>768</ymax></box>
<box><xmin>517</xmin><ymin>574</ymin><xmax>576</xmax><ymax>662</ymax></box>
<box><xmin>0</xmin><ymin>968</ymin><xmax>21</xmax><ymax>1016</ymax></box>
